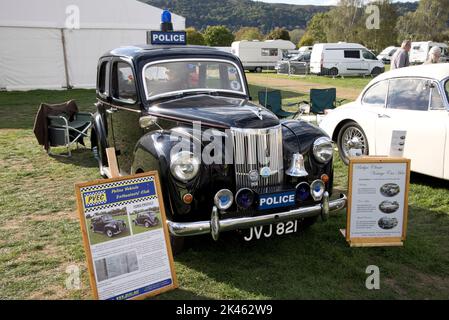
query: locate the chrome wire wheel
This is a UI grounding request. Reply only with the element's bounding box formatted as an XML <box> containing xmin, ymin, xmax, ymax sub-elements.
<box><xmin>337</xmin><ymin>122</ymin><xmax>369</xmax><ymax>165</ymax></box>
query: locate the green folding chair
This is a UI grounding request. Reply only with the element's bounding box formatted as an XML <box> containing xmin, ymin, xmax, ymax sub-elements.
<box><xmin>258</xmin><ymin>90</ymin><xmax>301</xmax><ymax>119</ymax></box>
<box><xmin>299</xmin><ymin>88</ymin><xmax>346</xmax><ymax>122</ymax></box>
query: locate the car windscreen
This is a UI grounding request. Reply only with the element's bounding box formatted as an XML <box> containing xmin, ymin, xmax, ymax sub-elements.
<box><xmin>143</xmin><ymin>60</ymin><xmax>245</xmax><ymax>100</ymax></box>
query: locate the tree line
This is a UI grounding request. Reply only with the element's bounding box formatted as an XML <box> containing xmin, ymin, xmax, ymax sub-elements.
<box><xmin>186</xmin><ymin>26</ymin><xmax>293</xmax><ymax>47</ymax></box>
<box><xmin>146</xmin><ymin>0</ymin><xmax>448</xmax><ymax>53</ymax></box>
<box><xmin>300</xmin><ymin>0</ymin><xmax>449</xmax><ymax>53</ymax></box>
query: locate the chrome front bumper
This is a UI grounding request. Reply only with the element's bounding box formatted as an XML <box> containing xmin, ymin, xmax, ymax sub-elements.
<box><xmin>167</xmin><ymin>192</ymin><xmax>347</xmax><ymax>240</ymax></box>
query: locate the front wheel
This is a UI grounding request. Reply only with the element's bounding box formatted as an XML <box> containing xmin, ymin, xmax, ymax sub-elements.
<box><xmin>106</xmin><ymin>229</ymin><xmax>113</xmax><ymax>238</ymax></box>
<box><xmin>329</xmin><ymin>67</ymin><xmax>339</xmax><ymax>76</ymax></box>
<box><xmin>371</xmin><ymin>67</ymin><xmax>382</xmax><ymax>77</ymax></box>
<box><xmin>337</xmin><ymin>121</ymin><xmax>369</xmax><ymax>165</ymax></box>
<box><xmin>255</xmin><ymin>67</ymin><xmax>263</xmax><ymax>73</ymax></box>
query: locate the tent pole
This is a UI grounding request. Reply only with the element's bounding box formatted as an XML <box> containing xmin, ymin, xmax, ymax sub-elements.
<box><xmin>60</xmin><ymin>28</ymin><xmax>72</xmax><ymax>89</ymax></box>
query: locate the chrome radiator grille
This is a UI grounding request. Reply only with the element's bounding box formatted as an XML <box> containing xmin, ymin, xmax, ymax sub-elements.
<box><xmin>231</xmin><ymin>126</ymin><xmax>284</xmax><ymax>188</ymax></box>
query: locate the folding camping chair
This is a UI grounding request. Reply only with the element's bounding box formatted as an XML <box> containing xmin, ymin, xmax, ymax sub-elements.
<box><xmin>258</xmin><ymin>89</ymin><xmax>302</xmax><ymax>119</ymax></box>
<box><xmin>298</xmin><ymin>88</ymin><xmax>346</xmax><ymax>123</ymax></box>
<box><xmin>33</xmin><ymin>100</ymin><xmax>93</xmax><ymax>157</ymax></box>
<box><xmin>47</xmin><ymin>112</ymin><xmax>93</xmax><ymax>157</ymax></box>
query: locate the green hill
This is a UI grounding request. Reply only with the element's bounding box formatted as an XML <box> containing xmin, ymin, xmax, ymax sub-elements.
<box><xmin>144</xmin><ymin>0</ymin><xmax>418</xmax><ymax>34</ymax></box>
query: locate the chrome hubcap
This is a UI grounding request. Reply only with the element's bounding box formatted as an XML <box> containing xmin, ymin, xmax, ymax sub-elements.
<box><xmin>341</xmin><ymin>127</ymin><xmax>367</xmax><ymax>158</ymax></box>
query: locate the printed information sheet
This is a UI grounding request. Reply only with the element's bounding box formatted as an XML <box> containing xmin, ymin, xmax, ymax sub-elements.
<box><xmin>76</xmin><ymin>172</ymin><xmax>177</xmax><ymax>300</ymax></box>
<box><xmin>348</xmin><ymin>158</ymin><xmax>410</xmax><ymax>242</ymax></box>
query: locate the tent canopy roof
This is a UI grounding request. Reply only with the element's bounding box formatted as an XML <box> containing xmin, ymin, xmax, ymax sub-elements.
<box><xmin>0</xmin><ymin>0</ymin><xmax>185</xmax><ymax>30</ymax></box>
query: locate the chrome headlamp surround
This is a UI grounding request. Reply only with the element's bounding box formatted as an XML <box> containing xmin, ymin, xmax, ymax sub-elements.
<box><xmin>214</xmin><ymin>189</ymin><xmax>234</xmax><ymax>210</ymax></box>
<box><xmin>310</xmin><ymin>179</ymin><xmax>326</xmax><ymax>201</ymax></box>
<box><xmin>170</xmin><ymin>151</ymin><xmax>200</xmax><ymax>182</ymax></box>
<box><xmin>313</xmin><ymin>137</ymin><xmax>333</xmax><ymax>163</ymax></box>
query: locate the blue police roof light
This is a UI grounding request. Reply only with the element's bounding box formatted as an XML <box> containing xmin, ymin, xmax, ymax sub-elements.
<box><xmin>162</xmin><ymin>10</ymin><xmax>172</xmax><ymax>24</ymax></box>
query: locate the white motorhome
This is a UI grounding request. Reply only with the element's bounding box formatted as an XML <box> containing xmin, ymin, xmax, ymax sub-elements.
<box><xmin>410</xmin><ymin>41</ymin><xmax>449</xmax><ymax>64</ymax></box>
<box><xmin>310</xmin><ymin>43</ymin><xmax>384</xmax><ymax>76</ymax></box>
<box><xmin>231</xmin><ymin>40</ymin><xmax>296</xmax><ymax>72</ymax></box>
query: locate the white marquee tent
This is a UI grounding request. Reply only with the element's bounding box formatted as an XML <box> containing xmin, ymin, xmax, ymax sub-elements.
<box><xmin>0</xmin><ymin>0</ymin><xmax>185</xmax><ymax>91</ymax></box>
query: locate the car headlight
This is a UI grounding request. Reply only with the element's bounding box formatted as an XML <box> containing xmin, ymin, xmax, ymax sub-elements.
<box><xmin>313</xmin><ymin>137</ymin><xmax>333</xmax><ymax>163</ymax></box>
<box><xmin>170</xmin><ymin>151</ymin><xmax>200</xmax><ymax>182</ymax></box>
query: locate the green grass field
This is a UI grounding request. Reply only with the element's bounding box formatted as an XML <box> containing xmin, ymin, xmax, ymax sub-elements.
<box><xmin>1</xmin><ymin>83</ymin><xmax>449</xmax><ymax>299</ymax></box>
<box><xmin>87</xmin><ymin>215</ymin><xmax>131</xmax><ymax>245</ymax></box>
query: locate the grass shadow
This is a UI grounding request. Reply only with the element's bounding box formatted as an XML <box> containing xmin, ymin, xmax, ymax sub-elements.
<box><xmin>47</xmin><ymin>147</ymin><xmax>98</xmax><ymax>169</ymax></box>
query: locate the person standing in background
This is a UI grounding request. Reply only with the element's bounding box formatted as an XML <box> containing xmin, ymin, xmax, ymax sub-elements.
<box><xmin>424</xmin><ymin>46</ymin><xmax>441</xmax><ymax>64</ymax></box>
<box><xmin>391</xmin><ymin>40</ymin><xmax>411</xmax><ymax>70</ymax></box>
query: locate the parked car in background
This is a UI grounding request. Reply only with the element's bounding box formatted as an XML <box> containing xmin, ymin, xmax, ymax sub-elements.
<box><xmin>410</xmin><ymin>41</ymin><xmax>449</xmax><ymax>64</ymax></box>
<box><xmin>231</xmin><ymin>39</ymin><xmax>296</xmax><ymax>72</ymax></box>
<box><xmin>319</xmin><ymin>64</ymin><xmax>449</xmax><ymax>180</ymax></box>
<box><xmin>377</xmin><ymin>46</ymin><xmax>399</xmax><ymax>64</ymax></box>
<box><xmin>310</xmin><ymin>42</ymin><xmax>385</xmax><ymax>77</ymax></box>
<box><xmin>275</xmin><ymin>52</ymin><xmax>310</xmax><ymax>75</ymax></box>
<box><xmin>91</xmin><ymin>214</ymin><xmax>127</xmax><ymax>238</ymax></box>
<box><xmin>298</xmin><ymin>46</ymin><xmax>313</xmax><ymax>53</ymax></box>
<box><xmin>91</xmin><ymin>45</ymin><xmax>347</xmax><ymax>251</ymax></box>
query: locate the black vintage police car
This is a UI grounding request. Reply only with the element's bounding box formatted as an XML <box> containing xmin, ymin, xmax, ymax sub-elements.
<box><xmin>91</xmin><ymin>44</ymin><xmax>346</xmax><ymax>251</ymax></box>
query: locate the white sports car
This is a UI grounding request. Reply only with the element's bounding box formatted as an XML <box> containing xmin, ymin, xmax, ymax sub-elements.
<box><xmin>319</xmin><ymin>63</ymin><xmax>449</xmax><ymax>180</ymax></box>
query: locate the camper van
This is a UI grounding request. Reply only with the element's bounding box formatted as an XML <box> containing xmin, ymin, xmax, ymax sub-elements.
<box><xmin>410</xmin><ymin>41</ymin><xmax>449</xmax><ymax>64</ymax></box>
<box><xmin>310</xmin><ymin>43</ymin><xmax>384</xmax><ymax>76</ymax></box>
<box><xmin>231</xmin><ymin>40</ymin><xmax>296</xmax><ymax>72</ymax></box>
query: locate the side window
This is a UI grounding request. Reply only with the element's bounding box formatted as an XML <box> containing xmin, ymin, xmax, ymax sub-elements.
<box><xmin>387</xmin><ymin>79</ymin><xmax>430</xmax><ymax>111</ymax></box>
<box><xmin>362</xmin><ymin>50</ymin><xmax>377</xmax><ymax>60</ymax></box>
<box><xmin>98</xmin><ymin>61</ymin><xmax>110</xmax><ymax>96</ymax></box>
<box><xmin>262</xmin><ymin>48</ymin><xmax>278</xmax><ymax>56</ymax></box>
<box><xmin>344</xmin><ymin>50</ymin><xmax>360</xmax><ymax>59</ymax></box>
<box><xmin>362</xmin><ymin>81</ymin><xmax>388</xmax><ymax>107</ymax></box>
<box><xmin>430</xmin><ymin>85</ymin><xmax>445</xmax><ymax>110</ymax></box>
<box><xmin>113</xmin><ymin>62</ymin><xmax>137</xmax><ymax>103</ymax></box>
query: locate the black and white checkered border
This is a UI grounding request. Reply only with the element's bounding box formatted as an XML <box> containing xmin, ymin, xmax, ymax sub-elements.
<box><xmin>83</xmin><ymin>195</ymin><xmax>158</xmax><ymax>213</ymax></box>
<box><xmin>80</xmin><ymin>176</ymin><xmax>155</xmax><ymax>193</ymax></box>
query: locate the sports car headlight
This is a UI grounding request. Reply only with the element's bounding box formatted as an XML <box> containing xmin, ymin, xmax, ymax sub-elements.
<box><xmin>313</xmin><ymin>137</ymin><xmax>333</xmax><ymax>163</ymax></box>
<box><xmin>170</xmin><ymin>151</ymin><xmax>200</xmax><ymax>182</ymax></box>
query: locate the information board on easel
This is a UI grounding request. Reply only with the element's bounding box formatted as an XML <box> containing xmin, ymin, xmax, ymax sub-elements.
<box><xmin>341</xmin><ymin>157</ymin><xmax>411</xmax><ymax>247</ymax></box>
<box><xmin>75</xmin><ymin>148</ymin><xmax>177</xmax><ymax>300</ymax></box>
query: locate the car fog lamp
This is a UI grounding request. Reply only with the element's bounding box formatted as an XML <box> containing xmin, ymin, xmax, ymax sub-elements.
<box><xmin>170</xmin><ymin>151</ymin><xmax>200</xmax><ymax>182</ymax></box>
<box><xmin>214</xmin><ymin>189</ymin><xmax>234</xmax><ymax>210</ymax></box>
<box><xmin>236</xmin><ymin>188</ymin><xmax>255</xmax><ymax>209</ymax></box>
<box><xmin>310</xmin><ymin>180</ymin><xmax>326</xmax><ymax>201</ymax></box>
<box><xmin>295</xmin><ymin>182</ymin><xmax>311</xmax><ymax>202</ymax></box>
<box><xmin>313</xmin><ymin>137</ymin><xmax>333</xmax><ymax>163</ymax></box>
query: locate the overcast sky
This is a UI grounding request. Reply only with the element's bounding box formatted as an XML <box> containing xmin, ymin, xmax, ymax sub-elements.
<box><xmin>255</xmin><ymin>0</ymin><xmax>416</xmax><ymax>5</ymax></box>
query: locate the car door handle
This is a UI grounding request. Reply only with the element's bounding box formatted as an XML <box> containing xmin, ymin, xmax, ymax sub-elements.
<box><xmin>377</xmin><ymin>113</ymin><xmax>390</xmax><ymax>118</ymax></box>
<box><xmin>106</xmin><ymin>107</ymin><xmax>118</xmax><ymax>114</ymax></box>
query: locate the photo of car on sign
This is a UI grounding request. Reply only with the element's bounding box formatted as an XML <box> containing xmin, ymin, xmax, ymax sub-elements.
<box><xmin>379</xmin><ymin>200</ymin><xmax>400</xmax><ymax>214</ymax></box>
<box><xmin>130</xmin><ymin>209</ymin><xmax>162</xmax><ymax>235</ymax></box>
<box><xmin>378</xmin><ymin>217</ymin><xmax>399</xmax><ymax>230</ymax></box>
<box><xmin>87</xmin><ymin>208</ymin><xmax>130</xmax><ymax>245</ymax></box>
<box><xmin>380</xmin><ymin>183</ymin><xmax>400</xmax><ymax>198</ymax></box>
